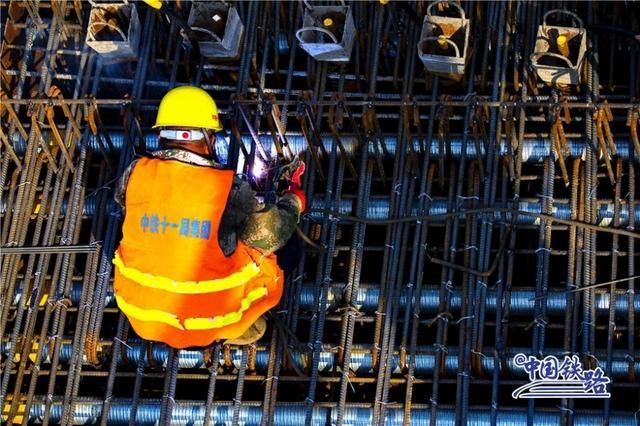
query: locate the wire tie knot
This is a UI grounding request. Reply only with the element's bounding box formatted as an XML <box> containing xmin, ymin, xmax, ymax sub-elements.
<box><xmin>114</xmin><ymin>337</ymin><xmax>133</xmax><ymax>350</ymax></box>
<box><xmin>262</xmin><ymin>376</ymin><xmax>274</xmax><ymax>385</ymax></box>
<box><xmin>433</xmin><ymin>343</ymin><xmax>448</xmax><ymax>354</ymax></box>
<box><xmin>445</xmin><ymin>281</ymin><xmax>454</xmax><ymax>293</ymax></box>
<box><xmin>472</xmin><ymin>350</ymin><xmax>487</xmax><ymax>359</ymax></box>
<box><xmin>581</xmin><ymin>320</ymin><xmax>595</xmax><ymax>328</ymax></box>
<box><xmin>456</xmin><ymin>315</ymin><xmax>474</xmax><ymax>324</ymax></box>
<box><xmin>534</xmin><ymin>317</ymin><xmax>548</xmax><ymax>327</ymax></box>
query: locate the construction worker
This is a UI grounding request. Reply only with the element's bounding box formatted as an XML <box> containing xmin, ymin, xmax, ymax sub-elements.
<box><xmin>112</xmin><ymin>86</ymin><xmax>306</xmax><ymax>349</ymax></box>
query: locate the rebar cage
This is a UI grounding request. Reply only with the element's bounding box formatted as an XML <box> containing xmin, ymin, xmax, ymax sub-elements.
<box><xmin>1</xmin><ymin>1</ymin><xmax>640</xmax><ymax>425</ymax></box>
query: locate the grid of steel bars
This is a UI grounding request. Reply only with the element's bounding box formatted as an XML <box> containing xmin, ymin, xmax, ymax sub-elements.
<box><xmin>1</xmin><ymin>1</ymin><xmax>640</xmax><ymax>425</ymax></box>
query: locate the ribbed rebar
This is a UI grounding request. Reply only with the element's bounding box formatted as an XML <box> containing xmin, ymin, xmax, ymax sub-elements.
<box><xmin>2</xmin><ymin>2</ymin><xmax>639</xmax><ymax>425</ymax></box>
<box><xmin>9</xmin><ymin>284</ymin><xmax>640</xmax><ymax>317</ymax></box>
<box><xmin>11</xmin><ymin>132</ymin><xmax>640</xmax><ymax>161</ymax></box>
<box><xmin>21</xmin><ymin>400</ymin><xmax>639</xmax><ymax>425</ymax></box>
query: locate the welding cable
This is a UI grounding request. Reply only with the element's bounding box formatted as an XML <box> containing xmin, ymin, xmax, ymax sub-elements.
<box><xmin>392</xmin><ymin>2</ymin><xmax>421</xmax><ymax>25</ymax></box>
<box><xmin>426</xmin><ymin>228</ymin><xmax>512</xmax><ymax>278</ymax></box>
<box><xmin>122</xmin><ymin>103</ymin><xmax>145</xmax><ymax>155</ymax></box>
<box><xmin>142</xmin><ymin>0</ymin><xmax>201</xmax><ymax>59</ymax></box>
<box><xmin>306</xmin><ymin>207</ymin><xmax>640</xmax><ymax>240</ymax></box>
<box><xmin>587</xmin><ymin>24</ymin><xmax>640</xmax><ymax>43</ymax></box>
<box><xmin>295</xmin><ymin>225</ymin><xmax>326</xmax><ymax>253</ymax></box>
<box><xmin>268</xmin><ymin>312</ymin><xmax>308</xmax><ymax>378</ymax></box>
<box><xmin>528</xmin><ymin>275</ymin><xmax>640</xmax><ymax>302</ymax></box>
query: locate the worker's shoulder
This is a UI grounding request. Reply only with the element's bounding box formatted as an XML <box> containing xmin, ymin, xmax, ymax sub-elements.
<box><xmin>231</xmin><ymin>172</ymin><xmax>251</xmax><ymax>186</ymax></box>
<box><xmin>151</xmin><ymin>149</ymin><xmax>193</xmax><ymax>163</ymax></box>
<box><xmin>226</xmin><ymin>174</ymin><xmax>258</xmax><ymax>211</ymax></box>
<box><xmin>230</xmin><ymin>174</ymin><xmax>256</xmax><ymax>195</ymax></box>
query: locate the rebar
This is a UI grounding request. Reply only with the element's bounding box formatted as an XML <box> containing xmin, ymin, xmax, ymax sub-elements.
<box><xmin>2</xmin><ymin>2</ymin><xmax>639</xmax><ymax>425</ymax></box>
<box><xmin>10</xmin><ymin>132</ymin><xmax>640</xmax><ymax>162</ymax></box>
<box><xmin>21</xmin><ymin>401</ymin><xmax>640</xmax><ymax>425</ymax></box>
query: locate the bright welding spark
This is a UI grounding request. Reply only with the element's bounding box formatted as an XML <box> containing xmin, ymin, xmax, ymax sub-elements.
<box><xmin>251</xmin><ymin>159</ymin><xmax>268</xmax><ymax>179</ymax></box>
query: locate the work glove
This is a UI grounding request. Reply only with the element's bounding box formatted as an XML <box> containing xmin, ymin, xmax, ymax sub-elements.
<box><xmin>289</xmin><ymin>160</ymin><xmax>305</xmax><ymax>189</ymax></box>
<box><xmin>278</xmin><ymin>159</ymin><xmax>306</xmax><ymax>212</ymax></box>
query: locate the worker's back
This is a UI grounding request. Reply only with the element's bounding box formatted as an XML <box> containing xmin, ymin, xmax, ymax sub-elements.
<box><xmin>112</xmin><ymin>157</ymin><xmax>284</xmax><ymax>348</ymax></box>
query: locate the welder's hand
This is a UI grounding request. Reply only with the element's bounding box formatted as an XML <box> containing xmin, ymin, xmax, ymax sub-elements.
<box><xmin>289</xmin><ymin>161</ymin><xmax>305</xmax><ymax>189</ymax></box>
<box><xmin>276</xmin><ymin>158</ymin><xmax>303</xmax><ymax>191</ymax></box>
<box><xmin>286</xmin><ymin>160</ymin><xmax>306</xmax><ymax>212</ymax></box>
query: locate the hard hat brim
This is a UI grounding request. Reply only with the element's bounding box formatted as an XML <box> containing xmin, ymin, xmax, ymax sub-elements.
<box><xmin>153</xmin><ymin>122</ymin><xmax>223</xmax><ymax>131</ymax></box>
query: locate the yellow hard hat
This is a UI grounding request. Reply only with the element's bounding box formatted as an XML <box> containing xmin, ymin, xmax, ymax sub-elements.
<box><xmin>153</xmin><ymin>86</ymin><xmax>222</xmax><ymax>131</ymax></box>
<box><xmin>142</xmin><ymin>0</ymin><xmax>163</xmax><ymax>10</ymax></box>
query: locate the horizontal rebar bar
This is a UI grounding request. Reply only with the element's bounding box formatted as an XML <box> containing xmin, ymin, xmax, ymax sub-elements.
<box><xmin>0</xmin><ymin>244</ymin><xmax>99</xmax><ymax>254</ymax></box>
<box><xmin>3</xmin><ymin>96</ymin><xmax>638</xmax><ymax>109</ymax></box>
<box><xmin>2</xmin><ymin>198</ymin><xmax>639</xmax><ymax>228</ymax></box>
<box><xmin>10</xmin><ymin>285</ymin><xmax>640</xmax><ymax>318</ymax></box>
<box><xmin>18</xmin><ymin>399</ymin><xmax>638</xmax><ymax>425</ymax></box>
<box><xmin>9</xmin><ymin>132</ymin><xmax>639</xmax><ymax>162</ymax></box>
<box><xmin>3</xmin><ymin>341</ymin><xmax>637</xmax><ymax>380</ymax></box>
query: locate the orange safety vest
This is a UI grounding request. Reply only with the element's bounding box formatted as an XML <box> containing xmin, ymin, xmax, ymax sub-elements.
<box><xmin>112</xmin><ymin>157</ymin><xmax>284</xmax><ymax>348</ymax></box>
